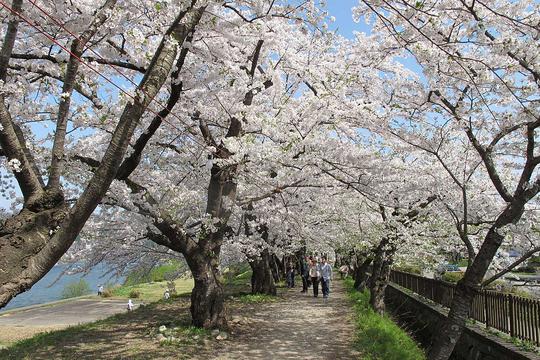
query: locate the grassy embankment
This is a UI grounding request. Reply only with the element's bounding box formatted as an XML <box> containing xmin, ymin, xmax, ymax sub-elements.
<box><xmin>0</xmin><ymin>265</ymin><xmax>276</xmax><ymax>359</ymax></box>
<box><xmin>109</xmin><ymin>277</ymin><xmax>194</xmax><ymax>303</ymax></box>
<box><xmin>345</xmin><ymin>279</ymin><xmax>426</xmax><ymax>360</ymax></box>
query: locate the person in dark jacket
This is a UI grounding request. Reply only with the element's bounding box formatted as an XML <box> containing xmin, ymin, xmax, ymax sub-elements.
<box><xmin>286</xmin><ymin>261</ymin><xmax>295</xmax><ymax>288</ymax></box>
<box><xmin>300</xmin><ymin>256</ymin><xmax>309</xmax><ymax>293</ymax></box>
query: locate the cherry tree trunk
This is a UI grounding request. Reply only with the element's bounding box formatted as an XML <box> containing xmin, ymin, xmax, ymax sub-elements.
<box><xmin>427</xmin><ymin>281</ymin><xmax>476</xmax><ymax>360</ymax></box>
<box><xmin>369</xmin><ymin>258</ymin><xmax>391</xmax><ymax>315</ymax></box>
<box><xmin>188</xmin><ymin>253</ymin><xmax>227</xmax><ymax>329</ymax></box>
<box><xmin>428</xmin><ymin>204</ymin><xmax>525</xmax><ymax>360</ymax></box>
<box><xmin>368</xmin><ymin>239</ymin><xmax>395</xmax><ymax>315</ymax></box>
<box><xmin>0</xmin><ymin>202</ymin><xmax>68</xmax><ymax>306</ymax></box>
<box><xmin>354</xmin><ymin>256</ymin><xmax>373</xmax><ymax>292</ymax></box>
<box><xmin>249</xmin><ymin>249</ymin><xmax>276</xmax><ymax>295</ymax></box>
<box><xmin>271</xmin><ymin>254</ymin><xmax>284</xmax><ymax>282</ymax></box>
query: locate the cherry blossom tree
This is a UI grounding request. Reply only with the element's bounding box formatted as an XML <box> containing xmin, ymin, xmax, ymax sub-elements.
<box><xmin>0</xmin><ymin>0</ymin><xmax>205</xmax><ymax>308</ymax></box>
<box><xmin>354</xmin><ymin>1</ymin><xmax>540</xmax><ymax>358</ymax></box>
<box><xmin>64</xmin><ymin>1</ymin><xmax>334</xmax><ymax>328</ymax></box>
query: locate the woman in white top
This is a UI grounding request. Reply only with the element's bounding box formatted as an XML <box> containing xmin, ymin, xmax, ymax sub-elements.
<box><xmin>308</xmin><ymin>256</ymin><xmax>320</xmax><ymax>298</ymax></box>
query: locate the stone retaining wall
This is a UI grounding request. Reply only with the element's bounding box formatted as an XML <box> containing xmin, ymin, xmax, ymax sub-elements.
<box><xmin>385</xmin><ymin>284</ymin><xmax>540</xmax><ymax>360</ymax></box>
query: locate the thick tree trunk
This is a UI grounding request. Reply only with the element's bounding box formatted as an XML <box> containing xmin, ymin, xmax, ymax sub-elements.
<box><xmin>0</xmin><ymin>202</ymin><xmax>67</xmax><ymax>305</ymax></box>
<box><xmin>0</xmin><ymin>5</ymin><xmax>201</xmax><ymax>308</ymax></box>
<box><xmin>354</xmin><ymin>256</ymin><xmax>373</xmax><ymax>292</ymax></box>
<box><xmin>369</xmin><ymin>258</ymin><xmax>391</xmax><ymax>315</ymax></box>
<box><xmin>427</xmin><ymin>281</ymin><xmax>476</xmax><ymax>360</ymax></box>
<box><xmin>272</xmin><ymin>254</ymin><xmax>284</xmax><ymax>282</ymax></box>
<box><xmin>428</xmin><ymin>203</ymin><xmax>525</xmax><ymax>360</ymax></box>
<box><xmin>368</xmin><ymin>239</ymin><xmax>395</xmax><ymax>315</ymax></box>
<box><xmin>188</xmin><ymin>253</ymin><xmax>227</xmax><ymax>329</ymax></box>
<box><xmin>270</xmin><ymin>256</ymin><xmax>280</xmax><ymax>282</ymax></box>
<box><xmin>249</xmin><ymin>249</ymin><xmax>276</xmax><ymax>295</ymax></box>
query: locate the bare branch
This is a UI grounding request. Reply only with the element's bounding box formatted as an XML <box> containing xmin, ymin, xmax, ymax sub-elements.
<box><xmin>482</xmin><ymin>246</ymin><xmax>540</xmax><ymax>286</ymax></box>
<box><xmin>48</xmin><ymin>0</ymin><xmax>118</xmax><ymax>190</ymax></box>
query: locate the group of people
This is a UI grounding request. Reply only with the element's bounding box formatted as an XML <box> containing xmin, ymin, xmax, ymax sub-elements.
<box><xmin>287</xmin><ymin>256</ymin><xmax>333</xmax><ymax>299</ymax></box>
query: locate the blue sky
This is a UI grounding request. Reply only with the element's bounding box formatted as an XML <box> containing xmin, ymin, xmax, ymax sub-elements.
<box><xmin>0</xmin><ymin>1</ymin><xmax>389</xmax><ymax>212</ymax></box>
<box><xmin>327</xmin><ymin>0</ymin><xmax>370</xmax><ymax>38</ymax></box>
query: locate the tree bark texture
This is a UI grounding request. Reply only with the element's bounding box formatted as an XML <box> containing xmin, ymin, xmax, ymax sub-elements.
<box><xmin>428</xmin><ymin>202</ymin><xmax>527</xmax><ymax>360</ymax></box>
<box><xmin>369</xmin><ymin>256</ymin><xmax>392</xmax><ymax>315</ymax></box>
<box><xmin>249</xmin><ymin>248</ymin><xmax>277</xmax><ymax>295</ymax></box>
<box><xmin>187</xmin><ymin>253</ymin><xmax>227</xmax><ymax>329</ymax></box>
<box><xmin>368</xmin><ymin>238</ymin><xmax>396</xmax><ymax>315</ymax></box>
<box><xmin>0</xmin><ymin>4</ymin><xmax>200</xmax><ymax>308</ymax></box>
<box><xmin>354</xmin><ymin>256</ymin><xmax>373</xmax><ymax>292</ymax></box>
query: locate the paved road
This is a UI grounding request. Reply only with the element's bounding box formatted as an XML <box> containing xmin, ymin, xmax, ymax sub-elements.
<box><xmin>0</xmin><ymin>298</ymin><xmax>137</xmax><ymax>344</ymax></box>
<box><xmin>0</xmin><ymin>298</ymin><xmax>132</xmax><ymax>327</ymax></box>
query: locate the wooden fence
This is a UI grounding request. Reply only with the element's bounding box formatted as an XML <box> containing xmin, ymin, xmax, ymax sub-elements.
<box><xmin>389</xmin><ymin>270</ymin><xmax>540</xmax><ymax>346</ymax></box>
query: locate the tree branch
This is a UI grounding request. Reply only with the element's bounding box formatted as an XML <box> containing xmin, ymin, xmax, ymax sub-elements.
<box><xmin>48</xmin><ymin>0</ymin><xmax>118</xmax><ymax>190</ymax></box>
<box><xmin>10</xmin><ymin>53</ymin><xmax>145</xmax><ymax>73</ymax></box>
<box><xmin>482</xmin><ymin>246</ymin><xmax>540</xmax><ymax>286</ymax></box>
<box><xmin>0</xmin><ymin>0</ymin><xmax>44</xmax><ymax>203</ymax></box>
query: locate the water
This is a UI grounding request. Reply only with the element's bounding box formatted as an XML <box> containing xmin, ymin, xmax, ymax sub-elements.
<box><xmin>1</xmin><ymin>263</ymin><xmax>122</xmax><ymax>312</ymax></box>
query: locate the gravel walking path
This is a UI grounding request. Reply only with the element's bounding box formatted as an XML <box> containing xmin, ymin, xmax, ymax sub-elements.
<box><xmin>204</xmin><ymin>280</ymin><xmax>361</xmax><ymax>359</ymax></box>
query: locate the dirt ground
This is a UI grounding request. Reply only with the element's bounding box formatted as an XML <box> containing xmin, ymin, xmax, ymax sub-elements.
<box><xmin>0</xmin><ymin>281</ymin><xmax>360</xmax><ymax>359</ymax></box>
<box><xmin>200</xmin><ymin>280</ymin><xmax>361</xmax><ymax>359</ymax></box>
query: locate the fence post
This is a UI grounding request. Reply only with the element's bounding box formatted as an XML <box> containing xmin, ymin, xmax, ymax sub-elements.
<box><xmin>509</xmin><ymin>294</ymin><xmax>515</xmax><ymax>338</ymax></box>
<box><xmin>484</xmin><ymin>290</ymin><xmax>490</xmax><ymax>329</ymax></box>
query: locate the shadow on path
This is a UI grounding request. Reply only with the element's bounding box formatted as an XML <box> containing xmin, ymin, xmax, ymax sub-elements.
<box><xmin>203</xmin><ymin>280</ymin><xmax>361</xmax><ymax>360</ymax></box>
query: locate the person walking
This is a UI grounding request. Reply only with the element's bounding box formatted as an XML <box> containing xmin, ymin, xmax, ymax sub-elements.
<box><xmin>300</xmin><ymin>256</ymin><xmax>309</xmax><ymax>293</ymax></box>
<box><xmin>286</xmin><ymin>261</ymin><xmax>295</xmax><ymax>288</ymax></box>
<box><xmin>320</xmin><ymin>256</ymin><xmax>333</xmax><ymax>299</ymax></box>
<box><xmin>127</xmin><ymin>299</ymin><xmax>134</xmax><ymax>311</ymax></box>
<box><xmin>308</xmin><ymin>256</ymin><xmax>320</xmax><ymax>297</ymax></box>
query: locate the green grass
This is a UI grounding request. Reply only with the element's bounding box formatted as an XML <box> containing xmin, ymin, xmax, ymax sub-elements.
<box><xmin>345</xmin><ymin>279</ymin><xmax>426</xmax><ymax>360</ymax></box>
<box><xmin>3</xmin><ymin>310</ymin><xmax>131</xmax><ymax>354</ymax></box>
<box><xmin>457</xmin><ymin>258</ymin><xmax>469</xmax><ymax>267</ymax></box>
<box><xmin>111</xmin><ymin>277</ymin><xmax>194</xmax><ymax>302</ymax></box>
<box><xmin>0</xmin><ymin>267</ymin><xmax>252</xmax><ymax>359</ymax></box>
<box><xmin>157</xmin><ymin>325</ymin><xmax>211</xmax><ymax>348</ymax></box>
<box><xmin>441</xmin><ymin>271</ymin><xmax>464</xmax><ymax>283</ymax></box>
<box><xmin>223</xmin><ymin>263</ymin><xmax>252</xmax><ymax>286</ymax></box>
<box><xmin>123</xmin><ymin>260</ymin><xmax>186</xmax><ymax>286</ymax></box>
<box><xmin>393</xmin><ymin>264</ymin><xmax>422</xmax><ymax>275</ymax></box>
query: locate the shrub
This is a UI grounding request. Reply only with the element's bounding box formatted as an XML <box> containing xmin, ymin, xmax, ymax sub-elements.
<box><xmin>485</xmin><ymin>280</ymin><xmax>508</xmax><ymax>292</ymax></box>
<box><xmin>442</xmin><ymin>271</ymin><xmax>464</xmax><ymax>283</ymax></box>
<box><xmin>528</xmin><ymin>255</ymin><xmax>540</xmax><ymax>267</ymax></box>
<box><xmin>510</xmin><ymin>288</ymin><xmax>534</xmax><ymax>299</ymax></box>
<box><xmin>129</xmin><ymin>289</ymin><xmax>141</xmax><ymax>298</ymax></box>
<box><xmin>513</xmin><ymin>266</ymin><xmax>537</xmax><ymax>273</ymax></box>
<box><xmin>61</xmin><ymin>279</ymin><xmax>91</xmax><ymax>299</ymax></box>
<box><xmin>101</xmin><ymin>288</ymin><xmax>114</xmax><ymax>298</ymax></box>
<box><xmin>394</xmin><ymin>264</ymin><xmax>422</xmax><ymax>274</ymax></box>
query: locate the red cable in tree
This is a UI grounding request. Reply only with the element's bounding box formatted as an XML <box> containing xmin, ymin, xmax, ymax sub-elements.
<box><xmin>2</xmin><ymin>0</ymin><xmax>285</xmax><ymax>193</ymax></box>
<box><xmin>0</xmin><ymin>0</ymin><xmax>208</xmax><ymax>152</ymax></box>
<box><xmin>28</xmin><ymin>0</ymin><xmax>152</xmax><ymax>94</ymax></box>
<box><xmin>25</xmin><ymin>0</ymin><xmax>213</xmax><ymax>153</ymax></box>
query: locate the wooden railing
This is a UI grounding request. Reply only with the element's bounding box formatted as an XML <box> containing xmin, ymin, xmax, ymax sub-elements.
<box><xmin>390</xmin><ymin>270</ymin><xmax>540</xmax><ymax>346</ymax></box>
